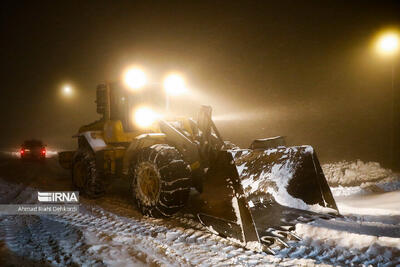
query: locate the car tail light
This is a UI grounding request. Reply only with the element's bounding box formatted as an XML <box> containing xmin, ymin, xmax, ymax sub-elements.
<box><xmin>41</xmin><ymin>148</ymin><xmax>46</xmax><ymax>155</ymax></box>
<box><xmin>20</xmin><ymin>149</ymin><xmax>25</xmax><ymax>154</ymax></box>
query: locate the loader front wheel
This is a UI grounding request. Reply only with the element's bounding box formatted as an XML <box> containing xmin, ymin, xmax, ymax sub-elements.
<box><xmin>72</xmin><ymin>150</ymin><xmax>106</xmax><ymax>198</ymax></box>
<box><xmin>130</xmin><ymin>144</ymin><xmax>191</xmax><ymax>217</ymax></box>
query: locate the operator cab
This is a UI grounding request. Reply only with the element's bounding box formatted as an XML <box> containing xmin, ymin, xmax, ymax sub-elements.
<box><xmin>96</xmin><ymin>82</ymin><xmax>165</xmax><ymax>132</ymax></box>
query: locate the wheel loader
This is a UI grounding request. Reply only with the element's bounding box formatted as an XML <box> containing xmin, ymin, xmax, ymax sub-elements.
<box><xmin>59</xmin><ymin>80</ymin><xmax>339</xmax><ymax>252</ymax></box>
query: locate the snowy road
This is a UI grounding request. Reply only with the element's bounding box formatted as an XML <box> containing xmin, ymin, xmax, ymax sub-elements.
<box><xmin>0</xmin><ymin>153</ymin><xmax>399</xmax><ymax>266</ymax></box>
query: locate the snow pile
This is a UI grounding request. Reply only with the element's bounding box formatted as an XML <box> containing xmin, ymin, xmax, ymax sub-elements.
<box><xmin>322</xmin><ymin>160</ymin><xmax>398</xmax><ymax>186</ymax></box>
<box><xmin>322</xmin><ymin>160</ymin><xmax>400</xmax><ymax>196</ymax></box>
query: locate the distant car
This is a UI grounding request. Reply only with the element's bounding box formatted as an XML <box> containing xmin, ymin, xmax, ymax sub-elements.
<box><xmin>20</xmin><ymin>140</ymin><xmax>46</xmax><ymax>160</ymax></box>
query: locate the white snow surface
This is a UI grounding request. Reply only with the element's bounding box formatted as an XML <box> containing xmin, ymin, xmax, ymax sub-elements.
<box><xmin>0</xmin><ymin>154</ymin><xmax>400</xmax><ymax>266</ymax></box>
<box><xmin>285</xmin><ymin>159</ymin><xmax>400</xmax><ymax>266</ymax></box>
<box><xmin>296</xmin><ymin>223</ymin><xmax>400</xmax><ymax>250</ymax></box>
<box><xmin>337</xmin><ymin>190</ymin><xmax>400</xmax><ymax>216</ymax></box>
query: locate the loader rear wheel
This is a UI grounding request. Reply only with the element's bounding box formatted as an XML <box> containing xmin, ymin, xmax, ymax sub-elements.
<box><xmin>72</xmin><ymin>150</ymin><xmax>106</xmax><ymax>198</ymax></box>
<box><xmin>130</xmin><ymin>144</ymin><xmax>191</xmax><ymax>217</ymax></box>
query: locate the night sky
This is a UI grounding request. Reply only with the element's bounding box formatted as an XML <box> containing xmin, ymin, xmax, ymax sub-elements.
<box><xmin>1</xmin><ymin>1</ymin><xmax>400</xmax><ymax>168</ymax></box>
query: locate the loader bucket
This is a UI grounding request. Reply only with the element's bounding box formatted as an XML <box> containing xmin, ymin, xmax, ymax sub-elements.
<box><xmin>197</xmin><ymin>145</ymin><xmax>338</xmax><ymax>251</ymax></box>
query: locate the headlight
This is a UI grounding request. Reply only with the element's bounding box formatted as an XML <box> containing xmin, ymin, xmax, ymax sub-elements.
<box><xmin>163</xmin><ymin>73</ymin><xmax>186</xmax><ymax>96</ymax></box>
<box><xmin>134</xmin><ymin>107</ymin><xmax>158</xmax><ymax>128</ymax></box>
<box><xmin>124</xmin><ymin>68</ymin><xmax>147</xmax><ymax>90</ymax></box>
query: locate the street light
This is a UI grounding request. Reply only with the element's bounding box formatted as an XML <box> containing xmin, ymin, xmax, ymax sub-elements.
<box><xmin>375</xmin><ymin>30</ymin><xmax>399</xmax><ymax>168</ymax></box>
<box><xmin>375</xmin><ymin>30</ymin><xmax>399</xmax><ymax>92</ymax></box>
<box><xmin>124</xmin><ymin>67</ymin><xmax>147</xmax><ymax>90</ymax></box>
<box><xmin>376</xmin><ymin>32</ymin><xmax>399</xmax><ymax>56</ymax></box>
<box><xmin>163</xmin><ymin>74</ymin><xmax>187</xmax><ymax>111</ymax></box>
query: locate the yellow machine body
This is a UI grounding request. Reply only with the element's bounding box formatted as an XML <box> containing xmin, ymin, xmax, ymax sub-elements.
<box><xmin>60</xmin><ymin>114</ymin><xmax>198</xmax><ymax>177</ymax></box>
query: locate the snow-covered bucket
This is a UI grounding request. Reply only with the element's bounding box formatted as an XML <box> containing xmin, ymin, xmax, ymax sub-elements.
<box><xmin>196</xmin><ymin>145</ymin><xmax>338</xmax><ymax>252</ymax></box>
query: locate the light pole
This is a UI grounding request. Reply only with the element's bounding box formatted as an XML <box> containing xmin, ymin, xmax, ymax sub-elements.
<box><xmin>163</xmin><ymin>74</ymin><xmax>187</xmax><ymax>112</ymax></box>
<box><xmin>375</xmin><ymin>30</ymin><xmax>399</xmax><ymax>167</ymax></box>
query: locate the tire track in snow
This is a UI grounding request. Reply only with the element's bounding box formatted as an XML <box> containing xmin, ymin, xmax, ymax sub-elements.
<box><xmin>92</xmin><ymin>195</ymin><xmax>400</xmax><ymax>266</ymax></box>
<box><xmin>49</xmin><ymin>197</ymin><xmax>317</xmax><ymax>266</ymax></box>
<box><xmin>80</xmin><ymin>194</ymin><xmax>400</xmax><ymax>266</ymax></box>
<box><xmin>0</xmin><ymin>215</ymin><xmax>106</xmax><ymax>266</ymax></box>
